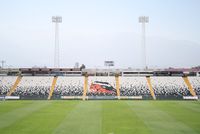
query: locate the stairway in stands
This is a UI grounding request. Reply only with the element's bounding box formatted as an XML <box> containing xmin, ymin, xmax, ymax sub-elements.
<box><xmin>82</xmin><ymin>75</ymin><xmax>88</xmax><ymax>100</ymax></box>
<box><xmin>115</xmin><ymin>75</ymin><xmax>120</xmax><ymax>99</ymax></box>
<box><xmin>7</xmin><ymin>76</ymin><xmax>22</xmax><ymax>96</ymax></box>
<box><xmin>48</xmin><ymin>76</ymin><xmax>58</xmax><ymax>100</ymax></box>
<box><xmin>182</xmin><ymin>76</ymin><xmax>197</xmax><ymax>96</ymax></box>
<box><xmin>146</xmin><ymin>77</ymin><xmax>156</xmax><ymax>100</ymax></box>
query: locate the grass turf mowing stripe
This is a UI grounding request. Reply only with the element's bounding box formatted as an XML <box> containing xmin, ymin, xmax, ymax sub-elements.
<box><xmin>53</xmin><ymin>101</ymin><xmax>102</xmax><ymax>134</ymax></box>
<box><xmin>153</xmin><ymin>101</ymin><xmax>200</xmax><ymax>134</ymax></box>
<box><xmin>0</xmin><ymin>100</ymin><xmax>200</xmax><ymax>134</ymax></box>
<box><xmin>126</xmin><ymin>101</ymin><xmax>198</xmax><ymax>134</ymax></box>
<box><xmin>0</xmin><ymin>100</ymin><xmax>79</xmax><ymax>134</ymax></box>
<box><xmin>102</xmin><ymin>101</ymin><xmax>151</xmax><ymax>134</ymax></box>
<box><xmin>0</xmin><ymin>101</ymin><xmax>51</xmax><ymax>129</ymax></box>
<box><xmin>0</xmin><ymin>101</ymin><xmax>35</xmax><ymax>114</ymax></box>
<box><xmin>174</xmin><ymin>101</ymin><xmax>200</xmax><ymax>113</ymax></box>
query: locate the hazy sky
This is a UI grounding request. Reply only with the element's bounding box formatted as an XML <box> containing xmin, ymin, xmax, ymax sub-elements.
<box><xmin>0</xmin><ymin>0</ymin><xmax>200</xmax><ymax>68</ymax></box>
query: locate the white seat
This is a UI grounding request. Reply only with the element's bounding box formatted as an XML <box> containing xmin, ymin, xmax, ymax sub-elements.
<box><xmin>0</xmin><ymin>76</ymin><xmax>17</xmax><ymax>95</ymax></box>
<box><xmin>120</xmin><ymin>77</ymin><xmax>150</xmax><ymax>96</ymax></box>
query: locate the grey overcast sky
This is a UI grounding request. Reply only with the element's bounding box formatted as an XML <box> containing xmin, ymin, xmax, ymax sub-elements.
<box><xmin>0</xmin><ymin>0</ymin><xmax>200</xmax><ymax>68</ymax></box>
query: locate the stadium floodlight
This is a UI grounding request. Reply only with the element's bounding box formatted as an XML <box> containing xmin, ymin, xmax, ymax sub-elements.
<box><xmin>52</xmin><ymin>16</ymin><xmax>62</xmax><ymax>68</ymax></box>
<box><xmin>139</xmin><ymin>16</ymin><xmax>149</xmax><ymax>70</ymax></box>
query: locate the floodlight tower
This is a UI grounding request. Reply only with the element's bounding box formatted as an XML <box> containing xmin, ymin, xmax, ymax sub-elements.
<box><xmin>0</xmin><ymin>60</ymin><xmax>6</xmax><ymax>68</ymax></box>
<box><xmin>52</xmin><ymin>16</ymin><xmax>62</xmax><ymax>68</ymax></box>
<box><xmin>139</xmin><ymin>16</ymin><xmax>149</xmax><ymax>70</ymax></box>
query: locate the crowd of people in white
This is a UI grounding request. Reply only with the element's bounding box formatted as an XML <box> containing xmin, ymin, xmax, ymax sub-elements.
<box><xmin>1</xmin><ymin>76</ymin><xmax>200</xmax><ymax>98</ymax></box>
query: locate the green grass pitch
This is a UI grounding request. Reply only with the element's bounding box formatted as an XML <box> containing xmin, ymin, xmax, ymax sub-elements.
<box><xmin>0</xmin><ymin>100</ymin><xmax>200</xmax><ymax>134</ymax></box>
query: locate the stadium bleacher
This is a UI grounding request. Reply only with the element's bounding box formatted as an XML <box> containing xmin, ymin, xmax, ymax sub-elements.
<box><xmin>0</xmin><ymin>75</ymin><xmax>199</xmax><ymax>100</ymax></box>
<box><xmin>0</xmin><ymin>76</ymin><xmax>17</xmax><ymax>95</ymax></box>
<box><xmin>120</xmin><ymin>77</ymin><xmax>150</xmax><ymax>97</ymax></box>
<box><xmin>52</xmin><ymin>76</ymin><xmax>84</xmax><ymax>98</ymax></box>
<box><xmin>188</xmin><ymin>77</ymin><xmax>200</xmax><ymax>95</ymax></box>
<box><xmin>151</xmin><ymin>77</ymin><xmax>191</xmax><ymax>99</ymax></box>
<box><xmin>11</xmin><ymin>76</ymin><xmax>53</xmax><ymax>99</ymax></box>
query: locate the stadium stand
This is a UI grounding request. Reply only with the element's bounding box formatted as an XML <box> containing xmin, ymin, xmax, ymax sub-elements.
<box><xmin>52</xmin><ymin>76</ymin><xmax>84</xmax><ymax>99</ymax></box>
<box><xmin>11</xmin><ymin>76</ymin><xmax>53</xmax><ymax>99</ymax></box>
<box><xmin>183</xmin><ymin>76</ymin><xmax>196</xmax><ymax>96</ymax></box>
<box><xmin>0</xmin><ymin>76</ymin><xmax>17</xmax><ymax>95</ymax></box>
<box><xmin>188</xmin><ymin>77</ymin><xmax>200</xmax><ymax>95</ymax></box>
<box><xmin>7</xmin><ymin>76</ymin><xmax>22</xmax><ymax>96</ymax></box>
<box><xmin>120</xmin><ymin>77</ymin><xmax>151</xmax><ymax>98</ymax></box>
<box><xmin>151</xmin><ymin>77</ymin><xmax>191</xmax><ymax>99</ymax></box>
<box><xmin>1</xmin><ymin>75</ymin><xmax>200</xmax><ymax>100</ymax></box>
